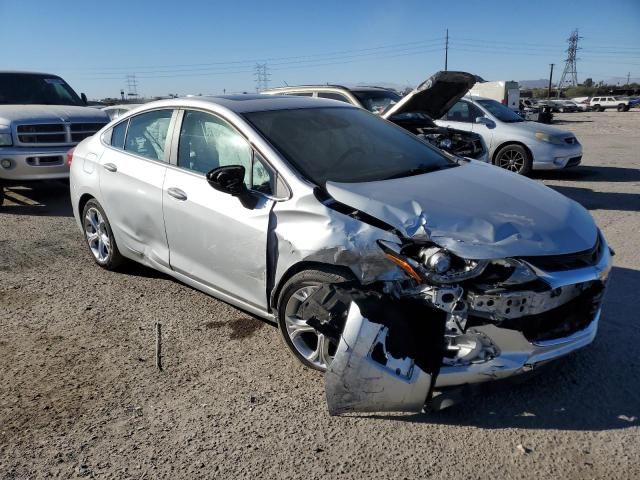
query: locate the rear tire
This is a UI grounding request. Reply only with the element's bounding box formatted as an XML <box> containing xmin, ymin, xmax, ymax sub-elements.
<box><xmin>276</xmin><ymin>267</ymin><xmax>353</xmax><ymax>371</ymax></box>
<box><xmin>494</xmin><ymin>144</ymin><xmax>532</xmax><ymax>176</ymax></box>
<box><xmin>617</xmin><ymin>104</ymin><xmax>626</xmax><ymax>112</ymax></box>
<box><xmin>81</xmin><ymin>199</ymin><xmax>125</xmax><ymax>270</ymax></box>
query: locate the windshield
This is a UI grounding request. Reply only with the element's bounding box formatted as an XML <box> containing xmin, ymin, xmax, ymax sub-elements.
<box><xmin>0</xmin><ymin>73</ymin><xmax>84</xmax><ymax>106</ymax></box>
<box><xmin>351</xmin><ymin>90</ymin><xmax>402</xmax><ymax>115</ymax></box>
<box><xmin>244</xmin><ymin>107</ymin><xmax>454</xmax><ymax>185</ymax></box>
<box><xmin>476</xmin><ymin>98</ymin><xmax>525</xmax><ymax>123</ymax></box>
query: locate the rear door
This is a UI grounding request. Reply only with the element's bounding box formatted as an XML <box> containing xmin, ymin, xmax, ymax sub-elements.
<box><xmin>99</xmin><ymin>109</ymin><xmax>175</xmax><ymax>266</ymax></box>
<box><xmin>162</xmin><ymin>109</ymin><xmax>277</xmax><ymax>310</ymax></box>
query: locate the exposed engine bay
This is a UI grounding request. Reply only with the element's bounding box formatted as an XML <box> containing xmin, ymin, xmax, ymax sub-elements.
<box><xmin>298</xmin><ymin>233</ymin><xmax>610</xmax><ymax>415</ymax></box>
<box><xmin>387</xmin><ymin>111</ymin><xmax>486</xmax><ymax>160</ymax></box>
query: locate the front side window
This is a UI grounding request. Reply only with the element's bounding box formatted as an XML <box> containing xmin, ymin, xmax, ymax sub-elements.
<box><xmin>178</xmin><ymin>110</ymin><xmax>274</xmax><ymax>193</ymax></box>
<box><xmin>244</xmin><ymin>107</ymin><xmax>453</xmax><ymax>185</ymax></box>
<box><xmin>475</xmin><ymin>99</ymin><xmax>525</xmax><ymax>123</ymax></box>
<box><xmin>124</xmin><ymin>110</ymin><xmax>173</xmax><ymax>161</ymax></box>
<box><xmin>317</xmin><ymin>92</ymin><xmax>350</xmax><ymax>103</ymax></box>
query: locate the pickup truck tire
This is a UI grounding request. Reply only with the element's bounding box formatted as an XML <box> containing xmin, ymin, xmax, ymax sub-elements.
<box><xmin>494</xmin><ymin>144</ymin><xmax>532</xmax><ymax>176</ymax></box>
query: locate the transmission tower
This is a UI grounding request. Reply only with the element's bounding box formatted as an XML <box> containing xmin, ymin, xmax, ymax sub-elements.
<box><xmin>254</xmin><ymin>64</ymin><xmax>270</xmax><ymax>92</ymax></box>
<box><xmin>557</xmin><ymin>29</ymin><xmax>582</xmax><ymax>94</ymax></box>
<box><xmin>126</xmin><ymin>74</ymin><xmax>139</xmax><ymax>99</ymax></box>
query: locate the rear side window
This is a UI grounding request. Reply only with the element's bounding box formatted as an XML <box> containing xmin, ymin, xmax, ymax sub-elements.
<box><xmin>110</xmin><ymin>121</ymin><xmax>127</xmax><ymax>149</ymax></box>
<box><xmin>125</xmin><ymin>110</ymin><xmax>173</xmax><ymax>161</ymax></box>
<box><xmin>317</xmin><ymin>92</ymin><xmax>350</xmax><ymax>103</ymax></box>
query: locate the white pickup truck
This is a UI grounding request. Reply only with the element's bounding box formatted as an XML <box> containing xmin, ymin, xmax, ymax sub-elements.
<box><xmin>589</xmin><ymin>96</ymin><xmax>631</xmax><ymax>112</ymax></box>
<box><xmin>0</xmin><ymin>71</ymin><xmax>108</xmax><ymax>204</ymax></box>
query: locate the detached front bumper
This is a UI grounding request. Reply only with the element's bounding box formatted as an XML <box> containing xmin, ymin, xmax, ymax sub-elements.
<box><xmin>0</xmin><ymin>146</ymin><xmax>70</xmax><ymax>181</ymax></box>
<box><xmin>323</xmin><ymin>235</ymin><xmax>612</xmax><ymax>415</ymax></box>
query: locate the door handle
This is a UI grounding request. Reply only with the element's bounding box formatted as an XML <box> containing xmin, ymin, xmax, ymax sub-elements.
<box><xmin>103</xmin><ymin>163</ymin><xmax>117</xmax><ymax>172</ymax></box>
<box><xmin>167</xmin><ymin>187</ymin><xmax>187</xmax><ymax>201</ymax></box>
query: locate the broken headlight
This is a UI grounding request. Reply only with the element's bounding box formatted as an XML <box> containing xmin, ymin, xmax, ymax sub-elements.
<box><xmin>378</xmin><ymin>240</ymin><xmax>488</xmax><ymax>284</ymax></box>
<box><xmin>480</xmin><ymin>258</ymin><xmax>538</xmax><ymax>286</ymax></box>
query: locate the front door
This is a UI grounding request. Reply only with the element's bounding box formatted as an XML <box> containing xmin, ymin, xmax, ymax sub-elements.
<box><xmin>99</xmin><ymin>109</ymin><xmax>174</xmax><ymax>266</ymax></box>
<box><xmin>162</xmin><ymin>109</ymin><xmax>276</xmax><ymax>310</ymax></box>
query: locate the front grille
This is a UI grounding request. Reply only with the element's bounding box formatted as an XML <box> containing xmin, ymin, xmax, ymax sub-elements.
<box><xmin>497</xmin><ymin>282</ymin><xmax>604</xmax><ymax>342</ymax></box>
<box><xmin>522</xmin><ymin>233</ymin><xmax>601</xmax><ymax>271</ymax></box>
<box><xmin>16</xmin><ymin>122</ymin><xmax>106</xmax><ymax>146</ymax></box>
<box><xmin>26</xmin><ymin>155</ymin><xmax>64</xmax><ymax>166</ymax></box>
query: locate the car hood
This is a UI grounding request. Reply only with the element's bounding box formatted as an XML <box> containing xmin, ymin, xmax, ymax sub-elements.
<box><xmin>383</xmin><ymin>71</ymin><xmax>477</xmax><ymax>120</ymax></box>
<box><xmin>325</xmin><ymin>161</ymin><xmax>597</xmax><ymax>259</ymax></box>
<box><xmin>0</xmin><ymin>105</ymin><xmax>108</xmax><ymax>126</ymax></box>
<box><xmin>500</xmin><ymin>119</ymin><xmax>576</xmax><ymax>138</ymax></box>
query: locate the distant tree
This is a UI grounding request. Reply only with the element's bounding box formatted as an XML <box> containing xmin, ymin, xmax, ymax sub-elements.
<box><xmin>582</xmin><ymin>78</ymin><xmax>594</xmax><ymax>87</ymax></box>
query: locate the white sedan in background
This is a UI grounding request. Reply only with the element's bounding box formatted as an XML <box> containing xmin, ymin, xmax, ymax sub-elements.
<box><xmin>437</xmin><ymin>96</ymin><xmax>583</xmax><ymax>175</ymax></box>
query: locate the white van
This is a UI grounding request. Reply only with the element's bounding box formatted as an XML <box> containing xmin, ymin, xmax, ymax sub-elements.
<box><xmin>468</xmin><ymin>81</ymin><xmax>520</xmax><ymax>111</ymax></box>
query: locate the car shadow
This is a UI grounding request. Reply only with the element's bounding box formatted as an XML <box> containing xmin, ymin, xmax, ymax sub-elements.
<box><xmin>533</xmin><ymin>166</ymin><xmax>640</xmax><ymax>183</ymax></box>
<box><xmin>367</xmin><ymin>266</ymin><xmax>640</xmax><ymax>431</ymax></box>
<box><xmin>0</xmin><ymin>181</ymin><xmax>73</xmax><ymax>217</ymax></box>
<box><xmin>547</xmin><ymin>185</ymin><xmax>640</xmax><ymax>212</ymax></box>
<box><xmin>552</xmin><ymin>118</ymin><xmax>593</xmax><ymax>124</ymax></box>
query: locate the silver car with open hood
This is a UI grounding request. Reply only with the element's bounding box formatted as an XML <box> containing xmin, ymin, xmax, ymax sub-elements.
<box><xmin>69</xmin><ymin>95</ymin><xmax>612</xmax><ymax>415</ymax></box>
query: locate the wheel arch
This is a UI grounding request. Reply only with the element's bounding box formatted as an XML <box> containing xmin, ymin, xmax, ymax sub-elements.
<box><xmin>269</xmin><ymin>261</ymin><xmax>358</xmax><ymax>311</ymax></box>
<box><xmin>491</xmin><ymin>141</ymin><xmax>533</xmax><ymax>165</ymax></box>
<box><xmin>78</xmin><ymin>193</ymin><xmax>95</xmax><ymax>218</ymax></box>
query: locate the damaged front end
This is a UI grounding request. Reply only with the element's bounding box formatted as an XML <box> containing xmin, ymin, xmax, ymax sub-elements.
<box><xmin>301</xmin><ymin>231</ymin><xmax>612</xmax><ymax>416</ymax></box>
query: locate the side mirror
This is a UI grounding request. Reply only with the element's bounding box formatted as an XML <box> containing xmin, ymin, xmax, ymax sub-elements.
<box><xmin>81</xmin><ymin>93</ymin><xmax>88</xmax><ymax>105</ymax></box>
<box><xmin>206</xmin><ymin>165</ymin><xmax>257</xmax><ymax>209</ymax></box>
<box><xmin>475</xmin><ymin>116</ymin><xmax>495</xmax><ymax>128</ymax></box>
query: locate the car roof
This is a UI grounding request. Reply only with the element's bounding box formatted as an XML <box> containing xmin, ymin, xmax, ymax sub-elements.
<box><xmin>130</xmin><ymin>94</ymin><xmax>354</xmax><ymax>114</ymax></box>
<box><xmin>0</xmin><ymin>70</ymin><xmax>62</xmax><ymax>77</ymax></box>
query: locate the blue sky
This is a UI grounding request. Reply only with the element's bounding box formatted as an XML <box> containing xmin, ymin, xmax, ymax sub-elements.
<box><xmin>1</xmin><ymin>0</ymin><xmax>639</xmax><ymax>99</ymax></box>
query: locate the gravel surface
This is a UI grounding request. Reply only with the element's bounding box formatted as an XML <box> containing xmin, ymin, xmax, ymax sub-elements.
<box><xmin>1</xmin><ymin>111</ymin><xmax>639</xmax><ymax>479</ymax></box>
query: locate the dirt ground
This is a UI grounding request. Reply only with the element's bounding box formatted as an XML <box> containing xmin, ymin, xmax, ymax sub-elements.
<box><xmin>1</xmin><ymin>110</ymin><xmax>639</xmax><ymax>479</ymax></box>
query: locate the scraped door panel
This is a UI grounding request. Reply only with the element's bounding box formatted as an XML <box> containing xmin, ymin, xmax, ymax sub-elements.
<box><xmin>325</xmin><ymin>303</ymin><xmax>433</xmax><ymax>415</ymax></box>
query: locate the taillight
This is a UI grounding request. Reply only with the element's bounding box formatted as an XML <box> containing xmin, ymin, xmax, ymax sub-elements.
<box><xmin>501</xmin><ymin>99</ymin><xmax>507</xmax><ymax>105</ymax></box>
<box><xmin>66</xmin><ymin>147</ymin><xmax>75</xmax><ymax>167</ymax></box>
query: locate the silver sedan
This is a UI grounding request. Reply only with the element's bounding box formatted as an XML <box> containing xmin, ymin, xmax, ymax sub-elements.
<box><xmin>69</xmin><ymin>96</ymin><xmax>611</xmax><ymax>415</ymax></box>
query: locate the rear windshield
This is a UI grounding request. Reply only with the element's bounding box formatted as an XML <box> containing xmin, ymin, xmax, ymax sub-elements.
<box><xmin>244</xmin><ymin>107</ymin><xmax>453</xmax><ymax>185</ymax></box>
<box><xmin>351</xmin><ymin>90</ymin><xmax>402</xmax><ymax>115</ymax></box>
<box><xmin>0</xmin><ymin>73</ymin><xmax>84</xmax><ymax>106</ymax></box>
<box><xmin>476</xmin><ymin>98</ymin><xmax>525</xmax><ymax>123</ymax></box>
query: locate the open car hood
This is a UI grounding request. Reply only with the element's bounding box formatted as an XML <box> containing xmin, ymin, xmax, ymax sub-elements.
<box><xmin>325</xmin><ymin>161</ymin><xmax>598</xmax><ymax>260</ymax></box>
<box><xmin>382</xmin><ymin>71</ymin><xmax>477</xmax><ymax>121</ymax></box>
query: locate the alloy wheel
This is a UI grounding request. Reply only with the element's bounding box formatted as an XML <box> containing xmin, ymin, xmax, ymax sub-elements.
<box><xmin>497</xmin><ymin>149</ymin><xmax>526</xmax><ymax>173</ymax></box>
<box><xmin>283</xmin><ymin>285</ymin><xmax>337</xmax><ymax>370</ymax></box>
<box><xmin>84</xmin><ymin>207</ymin><xmax>111</xmax><ymax>263</ymax></box>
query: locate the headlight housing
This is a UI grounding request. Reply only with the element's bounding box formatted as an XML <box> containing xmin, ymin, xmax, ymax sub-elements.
<box><xmin>0</xmin><ymin>133</ymin><xmax>12</xmax><ymax>146</ymax></box>
<box><xmin>378</xmin><ymin>240</ymin><xmax>488</xmax><ymax>284</ymax></box>
<box><xmin>535</xmin><ymin>132</ymin><xmax>564</xmax><ymax>145</ymax></box>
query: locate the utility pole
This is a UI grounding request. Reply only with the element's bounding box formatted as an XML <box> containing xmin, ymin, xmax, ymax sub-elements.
<box><xmin>548</xmin><ymin>63</ymin><xmax>554</xmax><ymax>99</ymax></box>
<box><xmin>627</xmin><ymin>72</ymin><xmax>631</xmax><ymax>86</ymax></box>
<box><xmin>444</xmin><ymin>29</ymin><xmax>449</xmax><ymax>71</ymax></box>
<box><xmin>557</xmin><ymin>28</ymin><xmax>582</xmax><ymax>97</ymax></box>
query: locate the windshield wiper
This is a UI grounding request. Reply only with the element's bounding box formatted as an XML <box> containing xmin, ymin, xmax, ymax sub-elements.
<box><xmin>384</xmin><ymin>163</ymin><xmax>457</xmax><ymax>180</ymax></box>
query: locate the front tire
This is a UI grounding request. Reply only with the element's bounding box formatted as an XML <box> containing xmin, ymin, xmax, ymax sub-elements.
<box><xmin>276</xmin><ymin>267</ymin><xmax>352</xmax><ymax>371</ymax></box>
<box><xmin>494</xmin><ymin>144</ymin><xmax>532</xmax><ymax>176</ymax></box>
<box><xmin>592</xmin><ymin>104</ymin><xmax>601</xmax><ymax>111</ymax></box>
<box><xmin>82</xmin><ymin>199</ymin><xmax>124</xmax><ymax>270</ymax></box>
